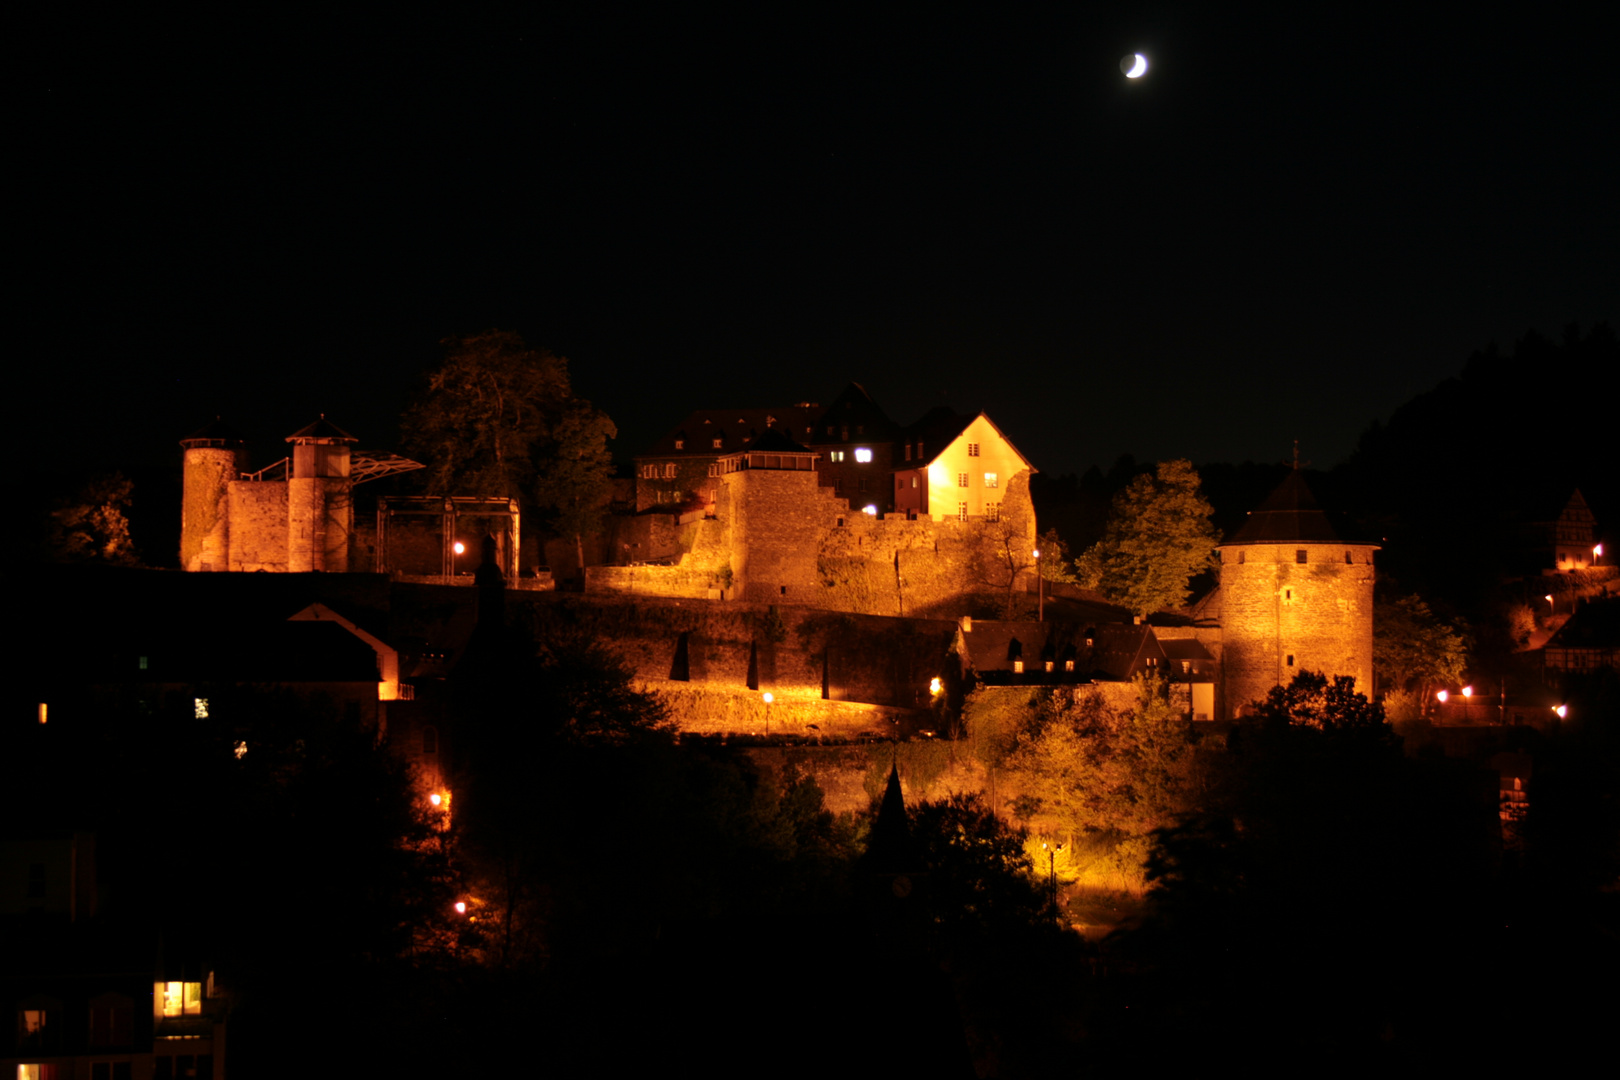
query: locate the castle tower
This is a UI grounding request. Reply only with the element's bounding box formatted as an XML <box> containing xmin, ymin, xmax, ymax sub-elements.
<box><xmin>179</xmin><ymin>418</ymin><xmax>247</xmax><ymax>572</ymax></box>
<box><xmin>285</xmin><ymin>416</ymin><xmax>357</xmax><ymax>573</ymax></box>
<box><xmin>1217</xmin><ymin>470</ymin><xmax>1378</xmax><ymax>717</ymax></box>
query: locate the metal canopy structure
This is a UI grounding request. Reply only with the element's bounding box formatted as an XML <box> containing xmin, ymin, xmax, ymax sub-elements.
<box><xmin>350</xmin><ymin>451</ymin><xmax>426</xmax><ymax>486</ymax></box>
<box><xmin>377</xmin><ymin>495</ymin><xmax>520</xmax><ymax>582</ymax></box>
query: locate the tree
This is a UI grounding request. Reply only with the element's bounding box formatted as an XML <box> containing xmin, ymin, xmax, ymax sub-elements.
<box><xmin>1078</xmin><ymin>459</ymin><xmax>1219</xmax><ymax>617</ymax></box>
<box><xmin>1035</xmin><ymin>527</ymin><xmax>1078</xmax><ymax>587</ymax></box>
<box><xmin>1374</xmin><ymin>593</ymin><xmax>1469</xmax><ymax>703</ymax></box>
<box><xmin>48</xmin><ymin>471</ymin><xmax>140</xmax><ymax>565</ymax></box>
<box><xmin>402</xmin><ymin>330</ymin><xmax>617</xmax><ymax>569</ymax></box>
<box><xmin>1250</xmin><ymin>669</ymin><xmax>1389</xmax><ymax>736</ymax></box>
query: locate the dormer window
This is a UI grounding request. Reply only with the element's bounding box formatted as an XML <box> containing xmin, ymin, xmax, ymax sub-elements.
<box><xmin>712</xmin><ymin>438</ymin><xmax>723</xmax><ymax>449</ymax></box>
<box><xmin>674</xmin><ymin>439</ymin><xmax>684</xmax><ymax>450</ymax></box>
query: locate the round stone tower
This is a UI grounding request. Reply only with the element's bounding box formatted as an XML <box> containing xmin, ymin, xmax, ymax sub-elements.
<box><xmin>179</xmin><ymin>418</ymin><xmax>247</xmax><ymax>572</ymax></box>
<box><xmin>1217</xmin><ymin>470</ymin><xmax>1378</xmax><ymax>717</ymax></box>
<box><xmin>286</xmin><ymin>416</ymin><xmax>357</xmax><ymax>573</ymax></box>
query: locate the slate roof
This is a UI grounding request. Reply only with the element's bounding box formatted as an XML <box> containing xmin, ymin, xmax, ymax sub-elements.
<box><xmin>741</xmin><ymin>427</ymin><xmax>815</xmax><ymax>454</ymax></box>
<box><xmin>285</xmin><ymin>415</ymin><xmax>358</xmax><ymax>443</ymax></box>
<box><xmin>1223</xmin><ymin>469</ymin><xmax>1348</xmax><ymax>545</ymax></box>
<box><xmin>961</xmin><ymin>619</ymin><xmax>1162</xmax><ymax>682</ymax></box>
<box><xmin>637</xmin><ymin>406</ymin><xmax>824</xmax><ymax>458</ymax></box>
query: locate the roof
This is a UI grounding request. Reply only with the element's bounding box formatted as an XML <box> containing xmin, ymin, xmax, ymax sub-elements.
<box><xmin>285</xmin><ymin>415</ymin><xmax>358</xmax><ymax>443</ymax></box>
<box><xmin>901</xmin><ymin>408</ymin><xmax>1035</xmax><ymax>473</ymax></box>
<box><xmin>1546</xmin><ymin>597</ymin><xmax>1620</xmax><ymax>650</ymax></box>
<box><xmin>806</xmin><ymin>382</ymin><xmax>901</xmax><ymax>445</ymax></box>
<box><xmin>961</xmin><ymin>619</ymin><xmax>1161</xmax><ymax>682</ymax></box>
<box><xmin>1223</xmin><ymin>469</ymin><xmax>1353</xmax><ymax>545</ymax></box>
<box><xmin>637</xmin><ymin>405</ymin><xmax>824</xmax><ymax>459</ymax></box>
<box><xmin>741</xmin><ymin>427</ymin><xmax>815</xmax><ymax>454</ymax></box>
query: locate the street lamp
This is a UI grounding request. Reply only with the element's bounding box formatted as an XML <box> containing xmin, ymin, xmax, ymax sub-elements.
<box><xmin>1034</xmin><ymin>549</ymin><xmax>1044</xmax><ymax>622</ymax></box>
<box><xmin>1461</xmin><ymin>685</ymin><xmax>1473</xmax><ymax>723</ymax></box>
<box><xmin>1041</xmin><ymin>840</ymin><xmax>1065</xmax><ymax>914</ymax></box>
<box><xmin>762</xmin><ymin>691</ymin><xmax>774</xmax><ymax>736</ymax></box>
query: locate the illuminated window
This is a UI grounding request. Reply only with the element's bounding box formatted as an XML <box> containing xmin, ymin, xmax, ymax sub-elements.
<box><xmin>712</xmin><ymin>438</ymin><xmax>723</xmax><ymax>449</ymax></box>
<box><xmin>828</xmin><ymin>451</ymin><xmax>845</xmax><ymax>462</ymax></box>
<box><xmin>663</xmin><ymin>463</ymin><xmax>677</xmax><ymax>478</ymax></box>
<box><xmin>967</xmin><ymin>443</ymin><xmax>980</xmax><ymax>457</ymax></box>
<box><xmin>154</xmin><ymin>982</ymin><xmax>202</xmax><ymax>1019</ymax></box>
<box><xmin>234</xmin><ymin>741</ymin><xmax>247</xmax><ymax>759</ymax></box>
<box><xmin>1013</xmin><ymin>660</ymin><xmax>1024</xmax><ymax>673</ymax></box>
<box><xmin>139</xmin><ymin>656</ymin><xmax>148</xmax><ymax>670</ymax></box>
<box><xmin>911</xmin><ymin>477</ymin><xmax>918</xmax><ymax>488</ymax></box>
<box><xmin>673</xmin><ymin>439</ymin><xmax>684</xmax><ymax>450</ymax></box>
<box><xmin>37</xmin><ymin>703</ymin><xmax>46</xmax><ymax>725</ymax></box>
<box><xmin>958</xmin><ymin>502</ymin><xmax>969</xmax><ymax>521</ymax></box>
<box><xmin>986</xmin><ymin>502</ymin><xmax>1000</xmax><ymax>522</ymax></box>
<box><xmin>18</xmin><ymin>1066</ymin><xmax>61</xmax><ymax>1080</ymax></box>
<box><xmin>1296</xmin><ymin>549</ymin><xmax>1308</xmax><ymax>564</ymax></box>
<box><xmin>854</xmin><ymin>447</ymin><xmax>873</xmax><ymax>463</ymax></box>
<box><xmin>1182</xmin><ymin>661</ymin><xmax>1191</xmax><ymax>673</ymax></box>
<box><xmin>1044</xmin><ymin>661</ymin><xmax>1054</xmax><ymax>672</ymax></box>
<box><xmin>1064</xmin><ymin>660</ymin><xmax>1075</xmax><ymax>671</ymax></box>
<box><xmin>984</xmin><ymin>472</ymin><xmax>997</xmax><ymax>488</ymax></box>
<box><xmin>904</xmin><ymin>444</ymin><xmax>912</xmax><ymax>461</ymax></box>
<box><xmin>193</xmin><ymin>697</ymin><xmax>209</xmax><ymax>719</ymax></box>
<box><xmin>19</xmin><ymin>1009</ymin><xmax>47</xmax><ymax>1049</ymax></box>
<box><xmin>958</xmin><ymin>474</ymin><xmax>969</xmax><ymax>487</ymax></box>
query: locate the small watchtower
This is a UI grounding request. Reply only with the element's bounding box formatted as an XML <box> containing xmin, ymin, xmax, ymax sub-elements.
<box><xmin>1217</xmin><ymin>469</ymin><xmax>1378</xmax><ymax>717</ymax></box>
<box><xmin>286</xmin><ymin>416</ymin><xmax>358</xmax><ymax>573</ymax></box>
<box><xmin>179</xmin><ymin>418</ymin><xmax>247</xmax><ymax>572</ymax></box>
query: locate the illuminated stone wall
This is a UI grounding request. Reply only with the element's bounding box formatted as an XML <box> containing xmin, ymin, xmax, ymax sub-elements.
<box><xmin>1218</xmin><ymin>542</ymin><xmax>1376</xmax><ymax>717</ymax></box>
<box><xmin>226</xmin><ymin>481</ymin><xmax>289</xmax><ymax>572</ymax></box>
<box><xmin>180</xmin><ymin>446</ymin><xmax>244</xmax><ymax>571</ymax></box>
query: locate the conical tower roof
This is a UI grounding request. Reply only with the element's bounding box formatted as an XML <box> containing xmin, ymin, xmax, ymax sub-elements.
<box><xmin>285</xmin><ymin>415</ymin><xmax>357</xmax><ymax>443</ymax></box>
<box><xmin>1223</xmin><ymin>470</ymin><xmax>1344</xmax><ymax>545</ymax></box>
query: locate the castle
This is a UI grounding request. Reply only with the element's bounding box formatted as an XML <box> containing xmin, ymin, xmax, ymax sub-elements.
<box><xmin>173</xmin><ymin>392</ymin><xmax>1379</xmax><ymax>721</ymax></box>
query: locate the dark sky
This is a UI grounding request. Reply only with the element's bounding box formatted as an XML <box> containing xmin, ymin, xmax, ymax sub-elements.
<box><xmin>20</xmin><ymin>6</ymin><xmax>1618</xmax><ymax>480</ymax></box>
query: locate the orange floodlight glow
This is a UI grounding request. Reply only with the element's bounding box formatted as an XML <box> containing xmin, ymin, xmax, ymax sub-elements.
<box><xmin>429</xmin><ymin>793</ymin><xmax>443</xmax><ymax>807</ymax></box>
<box><xmin>454</xmin><ymin>901</ymin><xmax>466</xmax><ymax>914</ymax></box>
<box><xmin>1436</xmin><ymin>689</ymin><xmax>1449</xmax><ymax>703</ymax></box>
<box><xmin>1462</xmin><ymin>686</ymin><xmax>1473</xmax><ymax>698</ymax></box>
<box><xmin>929</xmin><ymin>677</ymin><xmax>943</xmax><ymax>695</ymax></box>
<box><xmin>453</xmin><ymin>541</ymin><xmax>466</xmax><ymax>555</ymax></box>
<box><xmin>1554</xmin><ymin>704</ymin><xmax>1568</xmax><ymax>719</ymax></box>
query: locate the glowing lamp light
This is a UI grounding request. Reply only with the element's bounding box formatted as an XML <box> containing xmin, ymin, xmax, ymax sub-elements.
<box><xmin>854</xmin><ymin>447</ymin><xmax>873</xmax><ymax>463</ymax></box>
<box><xmin>1462</xmin><ymin>685</ymin><xmax>1474</xmax><ymax>699</ymax></box>
<box><xmin>454</xmin><ymin>901</ymin><xmax>467</xmax><ymax>915</ymax></box>
<box><xmin>453</xmin><ymin>541</ymin><xmax>466</xmax><ymax>555</ymax></box>
<box><xmin>1596</xmin><ymin>543</ymin><xmax>1604</xmax><ymax>557</ymax></box>
<box><xmin>1033</xmin><ymin>550</ymin><xmax>1041</xmax><ymax>559</ymax></box>
<box><xmin>862</xmin><ymin>504</ymin><xmax>878</xmax><ymax>516</ymax></box>
<box><xmin>429</xmin><ymin>793</ymin><xmax>443</xmax><ymax>807</ymax></box>
<box><xmin>762</xmin><ymin>692</ymin><xmax>774</xmax><ymax>704</ymax></box>
<box><xmin>1554</xmin><ymin>704</ymin><xmax>1568</xmax><ymax>719</ymax></box>
<box><xmin>1436</xmin><ymin>689</ymin><xmax>1449</xmax><ymax>704</ymax></box>
<box><xmin>929</xmin><ymin>677</ymin><xmax>943</xmax><ymax>695</ymax></box>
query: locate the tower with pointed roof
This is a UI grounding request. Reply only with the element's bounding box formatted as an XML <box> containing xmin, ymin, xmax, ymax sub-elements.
<box><xmin>1217</xmin><ymin>470</ymin><xmax>1378</xmax><ymax>717</ymax></box>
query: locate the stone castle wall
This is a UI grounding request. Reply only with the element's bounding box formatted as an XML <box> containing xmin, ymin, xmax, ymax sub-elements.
<box><xmin>1219</xmin><ymin>542</ymin><xmax>1376</xmax><ymax>716</ymax></box>
<box><xmin>226</xmin><ymin>481</ymin><xmax>290</xmax><ymax>572</ymax></box>
<box><xmin>180</xmin><ymin>447</ymin><xmax>243</xmax><ymax>572</ymax></box>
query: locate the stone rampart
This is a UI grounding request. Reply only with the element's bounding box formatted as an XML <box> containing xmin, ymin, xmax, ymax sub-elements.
<box><xmin>226</xmin><ymin>481</ymin><xmax>289</xmax><ymax>572</ymax></box>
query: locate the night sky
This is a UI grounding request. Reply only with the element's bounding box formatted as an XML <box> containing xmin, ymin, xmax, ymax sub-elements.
<box><xmin>20</xmin><ymin>7</ymin><xmax>1617</xmax><ymax>480</ymax></box>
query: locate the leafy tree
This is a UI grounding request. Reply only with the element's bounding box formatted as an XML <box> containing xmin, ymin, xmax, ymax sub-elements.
<box><xmin>1078</xmin><ymin>459</ymin><xmax>1219</xmax><ymax>617</ymax></box>
<box><xmin>1374</xmin><ymin>593</ymin><xmax>1470</xmax><ymax>702</ymax></box>
<box><xmin>909</xmin><ymin>792</ymin><xmax>1051</xmax><ymax>934</ymax></box>
<box><xmin>1035</xmin><ymin>527</ymin><xmax>1078</xmax><ymax>587</ymax></box>
<box><xmin>1250</xmin><ymin>669</ymin><xmax>1389</xmax><ymax>737</ymax></box>
<box><xmin>48</xmin><ymin>471</ymin><xmax>139</xmax><ymax>565</ymax></box>
<box><xmin>401</xmin><ymin>331</ymin><xmax>617</xmax><ymax>567</ymax></box>
<box><xmin>1005</xmin><ymin>675</ymin><xmax>1200</xmax><ymax>886</ymax></box>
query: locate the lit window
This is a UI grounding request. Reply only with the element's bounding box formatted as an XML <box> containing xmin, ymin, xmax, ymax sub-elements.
<box><xmin>37</xmin><ymin>703</ymin><xmax>46</xmax><ymax>725</ymax></box>
<box><xmin>968</xmin><ymin>443</ymin><xmax>980</xmax><ymax>457</ymax></box>
<box><xmin>712</xmin><ymin>438</ymin><xmax>723</xmax><ymax>449</ymax></box>
<box><xmin>139</xmin><ymin>656</ymin><xmax>148</xmax><ymax>670</ymax></box>
<box><xmin>829</xmin><ymin>451</ymin><xmax>844</xmax><ymax>462</ymax></box>
<box><xmin>194</xmin><ymin>697</ymin><xmax>209</xmax><ymax>719</ymax></box>
<box><xmin>154</xmin><ymin>982</ymin><xmax>202</xmax><ymax>1018</ymax></box>
<box><xmin>1044</xmin><ymin>661</ymin><xmax>1054</xmax><ymax>672</ymax></box>
<box><xmin>958</xmin><ymin>474</ymin><xmax>969</xmax><ymax>487</ymax></box>
<box><xmin>663</xmin><ymin>463</ymin><xmax>677</xmax><ymax>478</ymax></box>
<box><xmin>986</xmin><ymin>503</ymin><xmax>1000</xmax><ymax>522</ymax></box>
<box><xmin>958</xmin><ymin>502</ymin><xmax>969</xmax><ymax>521</ymax></box>
<box><xmin>854</xmin><ymin>448</ymin><xmax>873</xmax><ymax>463</ymax></box>
<box><xmin>1013</xmin><ymin>660</ymin><xmax>1024</xmax><ymax>673</ymax></box>
<box><xmin>911</xmin><ymin>477</ymin><xmax>918</xmax><ymax>488</ymax></box>
<box><xmin>19</xmin><ymin>1009</ymin><xmax>47</xmax><ymax>1048</ymax></box>
<box><xmin>234</xmin><ymin>741</ymin><xmax>248</xmax><ymax>759</ymax></box>
<box><xmin>984</xmin><ymin>472</ymin><xmax>997</xmax><ymax>488</ymax></box>
<box><xmin>1064</xmin><ymin>660</ymin><xmax>1075</xmax><ymax>671</ymax></box>
<box><xmin>673</xmin><ymin>439</ymin><xmax>684</xmax><ymax>450</ymax></box>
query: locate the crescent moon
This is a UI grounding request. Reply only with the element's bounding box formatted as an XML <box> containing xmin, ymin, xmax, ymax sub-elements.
<box><xmin>1123</xmin><ymin>53</ymin><xmax>1148</xmax><ymax>78</ymax></box>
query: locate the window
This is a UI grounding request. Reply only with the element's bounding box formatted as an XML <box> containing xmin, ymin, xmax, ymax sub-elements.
<box><xmin>840</xmin><ymin>426</ymin><xmax>849</xmax><ymax>440</ymax></box>
<box><xmin>854</xmin><ymin>447</ymin><xmax>872</xmax><ymax>463</ymax></box>
<box><xmin>984</xmin><ymin>472</ymin><xmax>997</xmax><ymax>488</ymax></box>
<box><xmin>958</xmin><ymin>502</ymin><xmax>969</xmax><ymax>521</ymax></box>
<box><xmin>986</xmin><ymin>502</ymin><xmax>1000</xmax><ymax>522</ymax></box>
<box><xmin>904</xmin><ymin>443</ymin><xmax>912</xmax><ymax>461</ymax></box>
<box><xmin>712</xmin><ymin>438</ymin><xmax>723</xmax><ymax>449</ymax></box>
<box><xmin>1044</xmin><ymin>661</ymin><xmax>1054</xmax><ymax>672</ymax></box>
<box><xmin>826</xmin><ymin>425</ymin><xmax>835</xmax><ymax>436</ymax></box>
<box><xmin>897</xmin><ymin>478</ymin><xmax>904</xmax><ymax>489</ymax></box>
<box><xmin>828</xmin><ymin>451</ymin><xmax>845</xmax><ymax>462</ymax></box>
<box><xmin>1064</xmin><ymin>660</ymin><xmax>1075</xmax><ymax>671</ymax></box>
<box><xmin>1345</xmin><ymin>551</ymin><xmax>1353</xmax><ymax>564</ymax></box>
<box><xmin>1296</xmin><ymin>549</ymin><xmax>1308</xmax><ymax>564</ymax></box>
<box><xmin>139</xmin><ymin>656</ymin><xmax>148</xmax><ymax>669</ymax></box>
<box><xmin>1286</xmin><ymin>654</ymin><xmax>1295</xmax><ymax>667</ymax></box>
<box><xmin>154</xmin><ymin>982</ymin><xmax>202</xmax><ymax>1019</ymax></box>
<box><xmin>673</xmin><ymin>439</ymin><xmax>684</xmax><ymax>450</ymax></box>
<box><xmin>90</xmin><ymin>998</ymin><xmax>134</xmax><ymax>1048</ymax></box>
<box><xmin>663</xmin><ymin>463</ymin><xmax>677</xmax><ymax>478</ymax></box>
<box><xmin>857</xmin><ymin>477</ymin><xmax>868</xmax><ymax>492</ymax></box>
<box><xmin>834</xmin><ymin>479</ymin><xmax>842</xmax><ymax>492</ymax></box>
<box><xmin>967</xmin><ymin>443</ymin><xmax>980</xmax><ymax>457</ymax></box>
<box><xmin>37</xmin><ymin>703</ymin><xmax>46</xmax><ymax>724</ymax></box>
<box><xmin>19</xmin><ymin>1009</ymin><xmax>48</xmax><ymax>1049</ymax></box>
<box><xmin>1284</xmin><ymin>588</ymin><xmax>1293</xmax><ymax>602</ymax></box>
<box><xmin>18</xmin><ymin>1066</ymin><xmax>60</xmax><ymax>1080</ymax></box>
<box><xmin>1182</xmin><ymin>661</ymin><xmax>1191</xmax><ymax>673</ymax></box>
<box><xmin>856</xmin><ymin>425</ymin><xmax>864</xmax><ymax>435</ymax></box>
<box><xmin>1237</xmin><ymin>550</ymin><xmax>1245</xmax><ymax>565</ymax></box>
<box><xmin>91</xmin><ymin>1064</ymin><xmax>134</xmax><ymax>1080</ymax></box>
<box><xmin>193</xmin><ymin>697</ymin><xmax>209</xmax><ymax>719</ymax></box>
<box><xmin>1013</xmin><ymin>660</ymin><xmax>1024</xmax><ymax>673</ymax></box>
<box><xmin>957</xmin><ymin>473</ymin><xmax>969</xmax><ymax>487</ymax></box>
<box><xmin>911</xmin><ymin>477</ymin><xmax>918</xmax><ymax>488</ymax></box>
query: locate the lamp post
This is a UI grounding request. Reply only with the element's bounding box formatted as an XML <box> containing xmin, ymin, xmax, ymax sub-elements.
<box><xmin>762</xmin><ymin>691</ymin><xmax>773</xmax><ymax>736</ymax></box>
<box><xmin>1041</xmin><ymin>841</ymin><xmax>1065</xmax><ymax>915</ymax></box>
<box><xmin>1436</xmin><ymin>688</ymin><xmax>1448</xmax><ymax>721</ymax></box>
<box><xmin>1461</xmin><ymin>685</ymin><xmax>1473</xmax><ymax>724</ymax></box>
<box><xmin>1034</xmin><ymin>549</ymin><xmax>1044</xmax><ymax>622</ymax></box>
